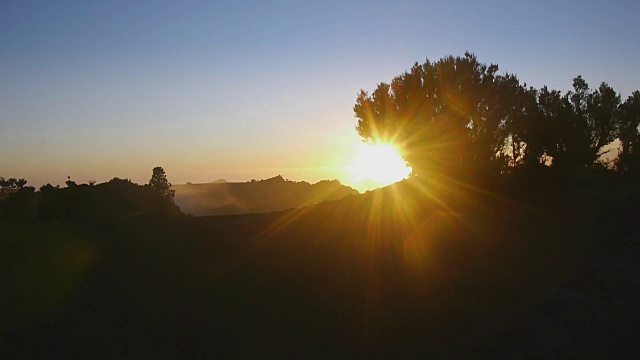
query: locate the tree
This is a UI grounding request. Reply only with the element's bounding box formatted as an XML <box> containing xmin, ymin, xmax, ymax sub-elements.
<box><xmin>148</xmin><ymin>167</ymin><xmax>175</xmax><ymax>201</ymax></box>
<box><xmin>491</xmin><ymin>75</ymin><xmax>539</xmax><ymax>169</ymax></box>
<box><xmin>353</xmin><ymin>53</ymin><xmax>631</xmax><ymax>184</ymax></box>
<box><xmin>550</xmin><ymin>77</ymin><xmax>620</xmax><ymax>169</ymax></box>
<box><xmin>0</xmin><ymin>177</ymin><xmax>34</xmax><ymax>219</ymax></box>
<box><xmin>0</xmin><ymin>177</ymin><xmax>28</xmax><ymax>203</ymax></box>
<box><xmin>354</xmin><ymin>52</ymin><xmax>528</xmax><ymax>179</ymax></box>
<box><xmin>616</xmin><ymin>91</ymin><xmax>640</xmax><ymax>176</ymax></box>
<box><xmin>0</xmin><ymin>177</ymin><xmax>27</xmax><ymax>191</ymax></box>
<box><xmin>65</xmin><ymin>176</ymin><xmax>77</xmax><ymax>188</ymax></box>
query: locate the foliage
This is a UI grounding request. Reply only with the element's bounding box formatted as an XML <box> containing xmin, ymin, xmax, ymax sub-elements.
<box><xmin>354</xmin><ymin>53</ymin><xmax>635</xmax><ymax>184</ymax></box>
<box><xmin>0</xmin><ymin>177</ymin><xmax>34</xmax><ymax>218</ymax></box>
<box><xmin>616</xmin><ymin>91</ymin><xmax>640</xmax><ymax>176</ymax></box>
<box><xmin>0</xmin><ymin>186</ymin><xmax>36</xmax><ymax>219</ymax></box>
<box><xmin>354</xmin><ymin>53</ymin><xmax>513</xmax><ymax>178</ymax></box>
<box><xmin>546</xmin><ymin>77</ymin><xmax>621</xmax><ymax>169</ymax></box>
<box><xmin>1</xmin><ymin>169</ymin><xmax>183</xmax><ymax>222</ymax></box>
<box><xmin>149</xmin><ymin>166</ymin><xmax>175</xmax><ymax>201</ymax></box>
<box><xmin>0</xmin><ymin>177</ymin><xmax>27</xmax><ymax>191</ymax></box>
<box><xmin>65</xmin><ymin>176</ymin><xmax>77</xmax><ymax>188</ymax></box>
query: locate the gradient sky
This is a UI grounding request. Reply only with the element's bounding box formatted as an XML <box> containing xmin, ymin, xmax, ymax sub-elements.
<box><xmin>1</xmin><ymin>0</ymin><xmax>639</xmax><ymax>189</ymax></box>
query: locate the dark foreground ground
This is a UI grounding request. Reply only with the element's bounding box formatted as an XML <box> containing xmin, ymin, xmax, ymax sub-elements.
<box><xmin>1</xmin><ymin>180</ymin><xmax>638</xmax><ymax>358</ymax></box>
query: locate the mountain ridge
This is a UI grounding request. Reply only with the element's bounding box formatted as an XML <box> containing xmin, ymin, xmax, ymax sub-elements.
<box><xmin>173</xmin><ymin>175</ymin><xmax>358</xmax><ymax>216</ymax></box>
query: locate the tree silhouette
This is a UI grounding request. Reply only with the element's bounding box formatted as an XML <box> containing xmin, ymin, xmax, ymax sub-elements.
<box><xmin>0</xmin><ymin>177</ymin><xmax>34</xmax><ymax>219</ymax></box>
<box><xmin>65</xmin><ymin>176</ymin><xmax>77</xmax><ymax>188</ymax></box>
<box><xmin>557</xmin><ymin>77</ymin><xmax>620</xmax><ymax>169</ymax></box>
<box><xmin>354</xmin><ymin>52</ymin><xmax>531</xmax><ymax>180</ymax></box>
<box><xmin>354</xmin><ymin>54</ymin><xmax>632</xmax><ymax>183</ymax></box>
<box><xmin>0</xmin><ymin>177</ymin><xmax>27</xmax><ymax>191</ymax></box>
<box><xmin>149</xmin><ymin>166</ymin><xmax>175</xmax><ymax>201</ymax></box>
<box><xmin>616</xmin><ymin>91</ymin><xmax>640</xmax><ymax>176</ymax></box>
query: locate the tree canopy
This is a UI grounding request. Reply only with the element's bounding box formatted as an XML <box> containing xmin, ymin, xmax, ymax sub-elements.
<box><xmin>149</xmin><ymin>166</ymin><xmax>175</xmax><ymax>201</ymax></box>
<box><xmin>353</xmin><ymin>52</ymin><xmax>639</xmax><ymax>182</ymax></box>
<box><xmin>616</xmin><ymin>91</ymin><xmax>640</xmax><ymax>176</ymax></box>
<box><xmin>1</xmin><ymin>168</ymin><xmax>182</xmax><ymax>221</ymax></box>
<box><xmin>0</xmin><ymin>177</ymin><xmax>27</xmax><ymax>191</ymax></box>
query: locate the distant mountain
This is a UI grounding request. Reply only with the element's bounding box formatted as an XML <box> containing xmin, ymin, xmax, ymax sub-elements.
<box><xmin>173</xmin><ymin>175</ymin><xmax>358</xmax><ymax>216</ymax></box>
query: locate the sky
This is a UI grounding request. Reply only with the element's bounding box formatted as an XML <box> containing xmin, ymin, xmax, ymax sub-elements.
<box><xmin>1</xmin><ymin>0</ymin><xmax>639</xmax><ymax>189</ymax></box>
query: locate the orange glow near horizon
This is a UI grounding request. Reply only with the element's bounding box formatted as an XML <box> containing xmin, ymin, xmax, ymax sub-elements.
<box><xmin>347</xmin><ymin>142</ymin><xmax>412</xmax><ymax>192</ymax></box>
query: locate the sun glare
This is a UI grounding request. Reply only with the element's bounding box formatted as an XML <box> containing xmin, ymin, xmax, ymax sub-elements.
<box><xmin>348</xmin><ymin>142</ymin><xmax>412</xmax><ymax>192</ymax></box>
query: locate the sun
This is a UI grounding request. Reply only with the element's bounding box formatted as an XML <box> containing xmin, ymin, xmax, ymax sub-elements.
<box><xmin>348</xmin><ymin>142</ymin><xmax>412</xmax><ymax>192</ymax></box>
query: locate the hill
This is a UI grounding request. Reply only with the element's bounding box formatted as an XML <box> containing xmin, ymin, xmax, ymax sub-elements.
<box><xmin>2</xmin><ymin>176</ymin><xmax>638</xmax><ymax>357</ymax></box>
<box><xmin>172</xmin><ymin>175</ymin><xmax>358</xmax><ymax>215</ymax></box>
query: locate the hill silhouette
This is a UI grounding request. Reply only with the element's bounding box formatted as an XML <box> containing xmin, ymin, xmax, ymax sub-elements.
<box><xmin>2</xmin><ymin>175</ymin><xmax>637</xmax><ymax>358</ymax></box>
<box><xmin>173</xmin><ymin>175</ymin><xmax>358</xmax><ymax>215</ymax></box>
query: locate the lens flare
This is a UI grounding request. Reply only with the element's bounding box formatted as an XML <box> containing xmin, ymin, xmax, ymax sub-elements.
<box><xmin>348</xmin><ymin>142</ymin><xmax>412</xmax><ymax>192</ymax></box>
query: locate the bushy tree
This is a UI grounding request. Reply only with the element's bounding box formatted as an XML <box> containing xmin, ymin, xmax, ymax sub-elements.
<box><xmin>354</xmin><ymin>52</ymin><xmax>532</xmax><ymax>179</ymax></box>
<box><xmin>148</xmin><ymin>166</ymin><xmax>175</xmax><ymax>201</ymax></box>
<box><xmin>354</xmin><ymin>53</ymin><xmax>630</xmax><ymax>183</ymax></box>
<box><xmin>0</xmin><ymin>177</ymin><xmax>27</xmax><ymax>191</ymax></box>
<box><xmin>0</xmin><ymin>178</ymin><xmax>35</xmax><ymax>219</ymax></box>
<box><xmin>616</xmin><ymin>91</ymin><xmax>640</xmax><ymax>176</ymax></box>
<box><xmin>550</xmin><ymin>77</ymin><xmax>620</xmax><ymax>169</ymax></box>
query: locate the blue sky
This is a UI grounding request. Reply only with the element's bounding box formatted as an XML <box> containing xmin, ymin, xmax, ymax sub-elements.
<box><xmin>1</xmin><ymin>0</ymin><xmax>639</xmax><ymax>188</ymax></box>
